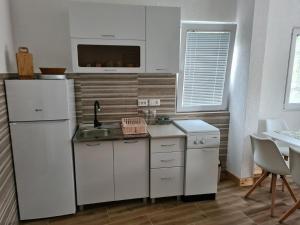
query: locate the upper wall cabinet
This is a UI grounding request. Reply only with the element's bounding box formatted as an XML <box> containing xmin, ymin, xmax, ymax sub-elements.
<box><xmin>69</xmin><ymin>2</ymin><xmax>145</xmax><ymax>40</ymax></box>
<box><xmin>146</xmin><ymin>6</ymin><xmax>180</xmax><ymax>74</ymax></box>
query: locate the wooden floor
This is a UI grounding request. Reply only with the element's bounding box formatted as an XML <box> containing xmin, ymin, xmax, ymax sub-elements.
<box><xmin>21</xmin><ymin>177</ymin><xmax>300</xmax><ymax>225</ymax></box>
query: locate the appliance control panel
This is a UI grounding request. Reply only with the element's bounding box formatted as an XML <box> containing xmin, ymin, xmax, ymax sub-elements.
<box><xmin>187</xmin><ymin>133</ymin><xmax>220</xmax><ymax>149</ymax></box>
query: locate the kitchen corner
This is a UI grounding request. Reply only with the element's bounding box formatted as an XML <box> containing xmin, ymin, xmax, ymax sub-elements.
<box><xmin>1</xmin><ymin>1</ymin><xmax>231</xmax><ymax>224</ymax></box>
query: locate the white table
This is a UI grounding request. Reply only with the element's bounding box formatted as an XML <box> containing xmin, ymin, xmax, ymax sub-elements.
<box><xmin>263</xmin><ymin>131</ymin><xmax>300</xmax><ymax>149</ymax></box>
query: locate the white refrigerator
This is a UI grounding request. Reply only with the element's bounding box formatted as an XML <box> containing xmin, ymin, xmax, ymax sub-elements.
<box><xmin>5</xmin><ymin>80</ymin><xmax>76</xmax><ymax>220</ymax></box>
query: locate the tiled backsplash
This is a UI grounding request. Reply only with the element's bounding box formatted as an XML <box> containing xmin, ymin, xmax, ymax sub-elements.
<box><xmin>0</xmin><ymin>77</ymin><xmax>18</xmax><ymax>225</ymax></box>
<box><xmin>70</xmin><ymin>74</ymin><xmax>229</xmax><ymax>170</ymax></box>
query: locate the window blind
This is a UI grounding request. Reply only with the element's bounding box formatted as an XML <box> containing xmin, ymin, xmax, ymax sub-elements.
<box><xmin>289</xmin><ymin>35</ymin><xmax>300</xmax><ymax>104</ymax></box>
<box><xmin>182</xmin><ymin>31</ymin><xmax>231</xmax><ymax>107</ymax></box>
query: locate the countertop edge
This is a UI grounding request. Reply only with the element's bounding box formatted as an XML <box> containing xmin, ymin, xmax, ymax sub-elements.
<box><xmin>149</xmin><ymin>134</ymin><xmax>186</xmax><ymax>139</ymax></box>
<box><xmin>73</xmin><ymin>133</ymin><xmax>150</xmax><ymax>143</ymax></box>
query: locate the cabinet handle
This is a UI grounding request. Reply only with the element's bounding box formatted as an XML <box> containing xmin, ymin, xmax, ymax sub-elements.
<box><xmin>86</xmin><ymin>143</ymin><xmax>101</xmax><ymax>147</ymax></box>
<box><xmin>124</xmin><ymin>140</ymin><xmax>138</xmax><ymax>144</ymax></box>
<box><xmin>104</xmin><ymin>69</ymin><xmax>117</xmax><ymax>72</ymax></box>
<box><xmin>34</xmin><ymin>108</ymin><xmax>43</xmax><ymax>112</ymax></box>
<box><xmin>160</xmin><ymin>159</ymin><xmax>175</xmax><ymax>162</ymax></box>
<box><xmin>161</xmin><ymin>144</ymin><xmax>176</xmax><ymax>147</ymax></box>
<box><xmin>160</xmin><ymin>177</ymin><xmax>173</xmax><ymax>181</ymax></box>
<box><xmin>155</xmin><ymin>68</ymin><xmax>167</xmax><ymax>71</ymax></box>
<box><xmin>101</xmin><ymin>34</ymin><xmax>115</xmax><ymax>38</ymax></box>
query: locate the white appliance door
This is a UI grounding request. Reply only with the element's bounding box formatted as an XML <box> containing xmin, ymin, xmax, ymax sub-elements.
<box><xmin>10</xmin><ymin>120</ymin><xmax>76</xmax><ymax>220</ymax></box>
<box><xmin>5</xmin><ymin>80</ymin><xmax>70</xmax><ymax>122</ymax></box>
<box><xmin>185</xmin><ymin>148</ymin><xmax>219</xmax><ymax>196</ymax></box>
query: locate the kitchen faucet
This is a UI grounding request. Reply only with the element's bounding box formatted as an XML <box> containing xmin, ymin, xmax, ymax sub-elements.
<box><xmin>94</xmin><ymin>100</ymin><xmax>102</xmax><ymax>128</ymax></box>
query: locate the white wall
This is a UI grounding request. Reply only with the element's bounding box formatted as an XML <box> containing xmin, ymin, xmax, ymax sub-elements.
<box><xmin>227</xmin><ymin>0</ymin><xmax>255</xmax><ymax>178</ymax></box>
<box><xmin>10</xmin><ymin>0</ymin><xmax>237</xmax><ymax>72</ymax></box>
<box><xmin>228</xmin><ymin>0</ymin><xmax>300</xmax><ymax>179</ymax></box>
<box><xmin>0</xmin><ymin>0</ymin><xmax>15</xmax><ymax>73</ymax></box>
<box><xmin>259</xmin><ymin>0</ymin><xmax>300</xmax><ymax>129</ymax></box>
<box><xmin>241</xmin><ymin>0</ymin><xmax>270</xmax><ymax>177</ymax></box>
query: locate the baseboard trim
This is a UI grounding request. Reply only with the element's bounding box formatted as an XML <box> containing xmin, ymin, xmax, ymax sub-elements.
<box><xmin>225</xmin><ymin>170</ymin><xmax>254</xmax><ymax>187</ymax></box>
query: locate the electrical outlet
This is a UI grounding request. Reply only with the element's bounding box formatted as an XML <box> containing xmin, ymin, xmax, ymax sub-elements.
<box><xmin>138</xmin><ymin>99</ymin><xmax>148</xmax><ymax>107</ymax></box>
<box><xmin>149</xmin><ymin>99</ymin><xmax>160</xmax><ymax>106</ymax></box>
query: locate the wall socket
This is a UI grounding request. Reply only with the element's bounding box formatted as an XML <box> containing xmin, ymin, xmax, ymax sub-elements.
<box><xmin>149</xmin><ymin>99</ymin><xmax>160</xmax><ymax>106</ymax></box>
<box><xmin>138</xmin><ymin>99</ymin><xmax>148</xmax><ymax>107</ymax></box>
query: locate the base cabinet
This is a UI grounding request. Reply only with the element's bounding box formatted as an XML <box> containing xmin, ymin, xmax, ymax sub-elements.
<box><xmin>150</xmin><ymin>137</ymin><xmax>185</xmax><ymax>199</ymax></box>
<box><xmin>74</xmin><ymin>138</ymin><xmax>149</xmax><ymax>206</ymax></box>
<box><xmin>114</xmin><ymin>139</ymin><xmax>149</xmax><ymax>200</ymax></box>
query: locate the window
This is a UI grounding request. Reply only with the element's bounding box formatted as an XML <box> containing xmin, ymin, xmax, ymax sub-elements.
<box><xmin>177</xmin><ymin>23</ymin><xmax>236</xmax><ymax>112</ymax></box>
<box><xmin>285</xmin><ymin>28</ymin><xmax>300</xmax><ymax>110</ymax></box>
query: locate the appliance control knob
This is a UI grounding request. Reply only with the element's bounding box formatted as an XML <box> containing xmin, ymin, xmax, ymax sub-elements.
<box><xmin>200</xmin><ymin>139</ymin><xmax>205</xmax><ymax>144</ymax></box>
<box><xmin>194</xmin><ymin>140</ymin><xmax>198</xmax><ymax>145</ymax></box>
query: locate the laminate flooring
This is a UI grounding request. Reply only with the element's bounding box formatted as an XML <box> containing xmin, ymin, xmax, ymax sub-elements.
<box><xmin>21</xmin><ymin>177</ymin><xmax>300</xmax><ymax>225</ymax></box>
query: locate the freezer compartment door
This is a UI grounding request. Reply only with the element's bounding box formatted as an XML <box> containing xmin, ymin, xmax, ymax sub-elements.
<box><xmin>185</xmin><ymin>148</ymin><xmax>219</xmax><ymax>196</ymax></box>
<box><xmin>5</xmin><ymin>80</ymin><xmax>70</xmax><ymax>121</ymax></box>
<box><xmin>10</xmin><ymin>120</ymin><xmax>75</xmax><ymax>220</ymax></box>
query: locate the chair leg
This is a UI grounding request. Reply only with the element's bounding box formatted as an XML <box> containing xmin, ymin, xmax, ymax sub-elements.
<box><xmin>280</xmin><ymin>175</ymin><xmax>297</xmax><ymax>203</ymax></box>
<box><xmin>279</xmin><ymin>200</ymin><xmax>300</xmax><ymax>223</ymax></box>
<box><xmin>270</xmin><ymin>174</ymin><xmax>274</xmax><ymax>193</ymax></box>
<box><xmin>245</xmin><ymin>171</ymin><xmax>269</xmax><ymax>198</ymax></box>
<box><xmin>282</xmin><ymin>157</ymin><xmax>288</xmax><ymax>192</ymax></box>
<box><xmin>271</xmin><ymin>173</ymin><xmax>277</xmax><ymax>217</ymax></box>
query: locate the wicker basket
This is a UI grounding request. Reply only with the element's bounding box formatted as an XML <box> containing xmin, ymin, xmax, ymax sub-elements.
<box><xmin>121</xmin><ymin>117</ymin><xmax>147</xmax><ymax>135</ymax></box>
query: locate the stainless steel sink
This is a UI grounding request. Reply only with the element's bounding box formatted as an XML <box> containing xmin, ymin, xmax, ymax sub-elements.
<box><xmin>80</xmin><ymin>128</ymin><xmax>111</xmax><ymax>138</ymax></box>
<box><xmin>76</xmin><ymin>123</ymin><xmax>123</xmax><ymax>141</ymax></box>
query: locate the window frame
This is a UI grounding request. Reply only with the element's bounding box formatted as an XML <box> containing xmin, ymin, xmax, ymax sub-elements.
<box><xmin>284</xmin><ymin>28</ymin><xmax>300</xmax><ymax>110</ymax></box>
<box><xmin>177</xmin><ymin>23</ymin><xmax>236</xmax><ymax>112</ymax></box>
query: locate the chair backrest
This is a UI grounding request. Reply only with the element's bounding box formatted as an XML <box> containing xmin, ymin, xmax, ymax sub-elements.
<box><xmin>265</xmin><ymin>118</ymin><xmax>288</xmax><ymax>132</ymax></box>
<box><xmin>289</xmin><ymin>147</ymin><xmax>300</xmax><ymax>185</ymax></box>
<box><xmin>250</xmin><ymin>135</ymin><xmax>290</xmax><ymax>175</ymax></box>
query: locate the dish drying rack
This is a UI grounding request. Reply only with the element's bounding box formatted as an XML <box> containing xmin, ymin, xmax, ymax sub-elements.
<box><xmin>121</xmin><ymin>117</ymin><xmax>147</xmax><ymax>135</ymax></box>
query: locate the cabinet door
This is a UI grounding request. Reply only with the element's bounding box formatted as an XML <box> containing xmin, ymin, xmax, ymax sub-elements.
<box><xmin>185</xmin><ymin>148</ymin><xmax>219</xmax><ymax>195</ymax></box>
<box><xmin>5</xmin><ymin>80</ymin><xmax>69</xmax><ymax>121</ymax></box>
<box><xmin>74</xmin><ymin>141</ymin><xmax>114</xmax><ymax>205</ymax></box>
<box><xmin>146</xmin><ymin>6</ymin><xmax>180</xmax><ymax>73</ymax></box>
<box><xmin>69</xmin><ymin>2</ymin><xmax>145</xmax><ymax>40</ymax></box>
<box><xmin>113</xmin><ymin>139</ymin><xmax>149</xmax><ymax>201</ymax></box>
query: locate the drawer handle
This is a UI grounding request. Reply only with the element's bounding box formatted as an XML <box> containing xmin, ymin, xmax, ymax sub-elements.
<box><xmin>160</xmin><ymin>159</ymin><xmax>175</xmax><ymax>162</ymax></box>
<box><xmin>101</xmin><ymin>34</ymin><xmax>115</xmax><ymax>38</ymax></box>
<box><xmin>160</xmin><ymin>177</ymin><xmax>173</xmax><ymax>181</ymax></box>
<box><xmin>34</xmin><ymin>108</ymin><xmax>43</xmax><ymax>112</ymax></box>
<box><xmin>86</xmin><ymin>143</ymin><xmax>101</xmax><ymax>147</ymax></box>
<box><xmin>161</xmin><ymin>144</ymin><xmax>176</xmax><ymax>147</ymax></box>
<box><xmin>124</xmin><ymin>140</ymin><xmax>138</xmax><ymax>144</ymax></box>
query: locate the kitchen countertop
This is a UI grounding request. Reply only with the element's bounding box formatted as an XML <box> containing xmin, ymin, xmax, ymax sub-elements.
<box><xmin>73</xmin><ymin>126</ymin><xmax>149</xmax><ymax>142</ymax></box>
<box><xmin>147</xmin><ymin>123</ymin><xmax>186</xmax><ymax>138</ymax></box>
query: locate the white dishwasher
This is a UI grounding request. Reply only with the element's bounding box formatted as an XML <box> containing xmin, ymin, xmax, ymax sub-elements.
<box><xmin>173</xmin><ymin>120</ymin><xmax>220</xmax><ymax>201</ymax></box>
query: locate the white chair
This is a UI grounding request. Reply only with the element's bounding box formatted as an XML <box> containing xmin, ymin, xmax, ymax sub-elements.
<box><xmin>279</xmin><ymin>147</ymin><xmax>300</xmax><ymax>223</ymax></box>
<box><xmin>245</xmin><ymin>135</ymin><xmax>297</xmax><ymax>217</ymax></box>
<box><xmin>266</xmin><ymin>119</ymin><xmax>289</xmax><ymax>157</ymax></box>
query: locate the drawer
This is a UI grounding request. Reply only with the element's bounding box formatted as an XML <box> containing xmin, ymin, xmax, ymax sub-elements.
<box><xmin>151</xmin><ymin>152</ymin><xmax>184</xmax><ymax>168</ymax></box>
<box><xmin>151</xmin><ymin>137</ymin><xmax>185</xmax><ymax>153</ymax></box>
<box><xmin>150</xmin><ymin>167</ymin><xmax>183</xmax><ymax>198</ymax></box>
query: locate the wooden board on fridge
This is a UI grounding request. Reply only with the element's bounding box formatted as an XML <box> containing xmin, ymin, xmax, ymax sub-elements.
<box><xmin>16</xmin><ymin>47</ymin><xmax>34</xmax><ymax>79</ymax></box>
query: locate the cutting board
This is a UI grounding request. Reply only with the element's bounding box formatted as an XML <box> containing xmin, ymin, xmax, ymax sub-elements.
<box><xmin>16</xmin><ymin>47</ymin><xmax>34</xmax><ymax>79</ymax></box>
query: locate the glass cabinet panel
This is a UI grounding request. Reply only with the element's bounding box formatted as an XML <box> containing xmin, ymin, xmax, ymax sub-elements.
<box><xmin>71</xmin><ymin>38</ymin><xmax>145</xmax><ymax>73</ymax></box>
<box><xmin>77</xmin><ymin>44</ymin><xmax>140</xmax><ymax>68</ymax></box>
